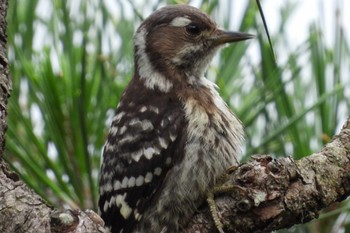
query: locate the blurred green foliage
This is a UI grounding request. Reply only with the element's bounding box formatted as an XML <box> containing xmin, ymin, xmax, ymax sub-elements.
<box><xmin>5</xmin><ymin>0</ymin><xmax>350</xmax><ymax>232</ymax></box>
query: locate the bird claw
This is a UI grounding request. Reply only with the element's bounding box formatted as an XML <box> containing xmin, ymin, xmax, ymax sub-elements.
<box><xmin>206</xmin><ymin>167</ymin><xmax>241</xmax><ymax>233</ymax></box>
<box><xmin>206</xmin><ymin>191</ymin><xmax>225</xmax><ymax>233</ymax></box>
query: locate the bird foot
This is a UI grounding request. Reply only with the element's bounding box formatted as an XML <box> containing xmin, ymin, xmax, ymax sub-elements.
<box><xmin>206</xmin><ymin>166</ymin><xmax>240</xmax><ymax>233</ymax></box>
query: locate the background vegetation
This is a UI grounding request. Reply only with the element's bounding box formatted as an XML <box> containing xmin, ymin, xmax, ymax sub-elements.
<box><xmin>6</xmin><ymin>0</ymin><xmax>350</xmax><ymax>232</ymax></box>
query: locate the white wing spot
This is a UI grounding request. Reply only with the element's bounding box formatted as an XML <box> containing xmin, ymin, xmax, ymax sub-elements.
<box><xmin>113</xmin><ymin>111</ymin><xmax>125</xmax><ymax>123</ymax></box>
<box><xmin>131</xmin><ymin>149</ymin><xmax>143</xmax><ymax>162</ymax></box>
<box><xmin>118</xmin><ymin>134</ymin><xmax>136</xmax><ymax>146</ymax></box>
<box><xmin>103</xmin><ymin>199</ymin><xmax>109</xmax><ymax>212</ymax></box>
<box><xmin>154</xmin><ymin>147</ymin><xmax>161</xmax><ymax>155</ymax></box>
<box><xmin>128</xmin><ymin>176</ymin><xmax>136</xmax><ymax>187</ymax></box>
<box><xmin>121</xmin><ymin>177</ymin><xmax>128</xmax><ymax>189</ymax></box>
<box><xmin>116</xmin><ymin>193</ymin><xmax>132</xmax><ymax>219</ymax></box>
<box><xmin>108</xmin><ymin>195</ymin><xmax>116</xmax><ymax>208</ymax></box>
<box><xmin>102</xmin><ymin>171</ymin><xmax>113</xmax><ymax>180</ymax></box>
<box><xmin>141</xmin><ymin>120</ymin><xmax>154</xmax><ymax>131</ymax></box>
<box><xmin>149</xmin><ymin>106</ymin><xmax>159</xmax><ymax>114</ymax></box>
<box><xmin>144</xmin><ymin>172</ymin><xmax>153</xmax><ymax>183</ymax></box>
<box><xmin>118</xmin><ymin>125</ymin><xmax>127</xmax><ymax>135</ymax></box>
<box><xmin>169</xmin><ymin>132</ymin><xmax>177</xmax><ymax>142</ymax></box>
<box><xmin>129</xmin><ymin>118</ymin><xmax>154</xmax><ymax>132</ymax></box>
<box><xmin>144</xmin><ymin>147</ymin><xmax>155</xmax><ymax>160</ymax></box>
<box><xmin>136</xmin><ymin>175</ymin><xmax>144</xmax><ymax>186</ymax></box>
<box><xmin>160</xmin><ymin>119</ymin><xmax>166</xmax><ymax>128</ymax></box>
<box><xmin>140</xmin><ymin>106</ymin><xmax>147</xmax><ymax>112</ymax></box>
<box><xmin>110</xmin><ymin>126</ymin><xmax>118</xmax><ymax>136</ymax></box>
<box><xmin>113</xmin><ymin>180</ymin><xmax>121</xmax><ymax>191</ymax></box>
<box><xmin>100</xmin><ymin>182</ymin><xmax>112</xmax><ymax>195</ymax></box>
<box><xmin>134</xmin><ymin>209</ymin><xmax>142</xmax><ymax>221</ymax></box>
<box><xmin>129</xmin><ymin>118</ymin><xmax>141</xmax><ymax>126</ymax></box>
<box><xmin>104</xmin><ymin>143</ymin><xmax>116</xmax><ymax>152</ymax></box>
<box><xmin>154</xmin><ymin>167</ymin><xmax>162</xmax><ymax>176</ymax></box>
<box><xmin>158</xmin><ymin>137</ymin><xmax>168</xmax><ymax>149</ymax></box>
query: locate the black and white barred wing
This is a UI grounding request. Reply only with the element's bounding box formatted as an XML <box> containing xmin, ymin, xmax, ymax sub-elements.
<box><xmin>98</xmin><ymin>94</ymin><xmax>185</xmax><ymax>233</ymax></box>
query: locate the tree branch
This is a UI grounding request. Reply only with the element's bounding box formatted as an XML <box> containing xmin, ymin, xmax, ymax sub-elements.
<box><xmin>183</xmin><ymin>116</ymin><xmax>350</xmax><ymax>233</ymax></box>
<box><xmin>0</xmin><ymin>159</ymin><xmax>105</xmax><ymax>233</ymax></box>
<box><xmin>0</xmin><ymin>0</ymin><xmax>10</xmax><ymax>157</ymax></box>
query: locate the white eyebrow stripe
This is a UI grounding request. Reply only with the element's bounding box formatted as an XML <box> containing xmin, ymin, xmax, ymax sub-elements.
<box><xmin>170</xmin><ymin>16</ymin><xmax>192</xmax><ymax>27</ymax></box>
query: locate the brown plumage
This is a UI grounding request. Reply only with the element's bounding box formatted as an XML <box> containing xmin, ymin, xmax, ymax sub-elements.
<box><xmin>98</xmin><ymin>4</ymin><xmax>252</xmax><ymax>233</ymax></box>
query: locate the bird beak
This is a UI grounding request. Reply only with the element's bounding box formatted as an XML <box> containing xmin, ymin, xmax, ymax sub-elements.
<box><xmin>211</xmin><ymin>30</ymin><xmax>254</xmax><ymax>46</ymax></box>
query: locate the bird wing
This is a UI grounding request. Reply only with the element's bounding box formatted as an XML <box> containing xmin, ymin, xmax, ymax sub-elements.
<box><xmin>99</xmin><ymin>82</ymin><xmax>185</xmax><ymax>233</ymax></box>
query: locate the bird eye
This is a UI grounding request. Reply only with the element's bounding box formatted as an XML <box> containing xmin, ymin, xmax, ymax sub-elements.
<box><xmin>185</xmin><ymin>24</ymin><xmax>201</xmax><ymax>36</ymax></box>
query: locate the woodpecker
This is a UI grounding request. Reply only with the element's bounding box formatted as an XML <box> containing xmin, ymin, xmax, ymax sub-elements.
<box><xmin>98</xmin><ymin>4</ymin><xmax>253</xmax><ymax>233</ymax></box>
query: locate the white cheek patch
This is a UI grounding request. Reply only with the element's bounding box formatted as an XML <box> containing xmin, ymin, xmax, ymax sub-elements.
<box><xmin>134</xmin><ymin>28</ymin><xmax>173</xmax><ymax>93</ymax></box>
<box><xmin>169</xmin><ymin>16</ymin><xmax>192</xmax><ymax>27</ymax></box>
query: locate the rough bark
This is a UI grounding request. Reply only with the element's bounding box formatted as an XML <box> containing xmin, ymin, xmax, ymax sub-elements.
<box><xmin>0</xmin><ymin>162</ymin><xmax>106</xmax><ymax>233</ymax></box>
<box><xmin>0</xmin><ymin>0</ymin><xmax>10</xmax><ymax>158</ymax></box>
<box><xmin>183</xmin><ymin>117</ymin><xmax>350</xmax><ymax>233</ymax></box>
<box><xmin>1</xmin><ymin>0</ymin><xmax>350</xmax><ymax>232</ymax></box>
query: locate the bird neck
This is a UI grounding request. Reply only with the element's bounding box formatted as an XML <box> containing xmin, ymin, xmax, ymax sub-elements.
<box><xmin>134</xmin><ymin>53</ymin><xmax>209</xmax><ymax>93</ymax></box>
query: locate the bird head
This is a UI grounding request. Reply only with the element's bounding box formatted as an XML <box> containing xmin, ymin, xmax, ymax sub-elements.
<box><xmin>133</xmin><ymin>5</ymin><xmax>253</xmax><ymax>91</ymax></box>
